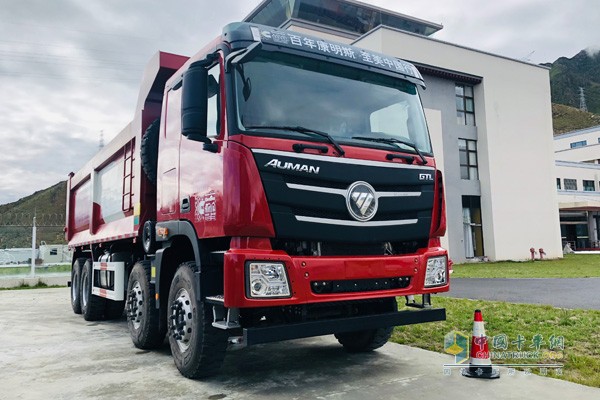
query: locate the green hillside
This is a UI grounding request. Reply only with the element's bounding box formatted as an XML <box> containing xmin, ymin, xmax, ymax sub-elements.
<box><xmin>0</xmin><ymin>181</ymin><xmax>67</xmax><ymax>248</ymax></box>
<box><xmin>552</xmin><ymin>103</ymin><xmax>600</xmax><ymax>135</ymax></box>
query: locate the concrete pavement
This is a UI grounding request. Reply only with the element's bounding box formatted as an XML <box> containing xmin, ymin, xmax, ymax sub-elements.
<box><xmin>1</xmin><ymin>288</ymin><xmax>598</xmax><ymax>399</ymax></box>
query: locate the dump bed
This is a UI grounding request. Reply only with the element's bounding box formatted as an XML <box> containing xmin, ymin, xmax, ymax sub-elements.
<box><xmin>66</xmin><ymin>52</ymin><xmax>188</xmax><ymax>248</ymax></box>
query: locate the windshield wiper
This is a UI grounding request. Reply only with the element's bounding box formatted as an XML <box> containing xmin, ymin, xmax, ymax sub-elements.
<box><xmin>245</xmin><ymin>125</ymin><xmax>345</xmax><ymax>157</ymax></box>
<box><xmin>352</xmin><ymin>136</ymin><xmax>427</xmax><ymax>165</ymax></box>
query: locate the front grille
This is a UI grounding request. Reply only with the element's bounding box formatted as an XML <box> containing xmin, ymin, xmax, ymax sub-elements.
<box><xmin>311</xmin><ymin>276</ymin><xmax>411</xmax><ymax>294</ymax></box>
<box><xmin>254</xmin><ymin>150</ymin><xmax>435</xmax><ymax>243</ymax></box>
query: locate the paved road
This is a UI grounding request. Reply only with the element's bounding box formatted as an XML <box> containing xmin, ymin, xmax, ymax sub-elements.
<box><xmin>444</xmin><ymin>278</ymin><xmax>600</xmax><ymax>310</ymax></box>
<box><xmin>1</xmin><ymin>288</ymin><xmax>598</xmax><ymax>399</ymax></box>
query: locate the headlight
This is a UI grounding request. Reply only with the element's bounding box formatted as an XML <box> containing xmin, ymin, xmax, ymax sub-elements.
<box><xmin>246</xmin><ymin>262</ymin><xmax>291</xmax><ymax>298</ymax></box>
<box><xmin>425</xmin><ymin>256</ymin><xmax>447</xmax><ymax>287</ymax></box>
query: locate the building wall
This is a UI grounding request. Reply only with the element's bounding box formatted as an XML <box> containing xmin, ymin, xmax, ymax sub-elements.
<box><xmin>554</xmin><ymin>126</ymin><xmax>600</xmax><ymax>163</ymax></box>
<box><xmin>554</xmin><ymin>125</ymin><xmax>600</xmax><ymax>152</ymax></box>
<box><xmin>420</xmin><ymin>76</ymin><xmax>480</xmax><ymax>262</ymax></box>
<box><xmin>354</xmin><ymin>27</ymin><xmax>562</xmax><ymax>261</ymax></box>
<box><xmin>556</xmin><ymin>161</ymin><xmax>600</xmax><ymax>192</ymax></box>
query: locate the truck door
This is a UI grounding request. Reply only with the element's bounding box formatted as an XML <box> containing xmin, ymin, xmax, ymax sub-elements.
<box><xmin>178</xmin><ymin>60</ymin><xmax>225</xmax><ymax>238</ymax></box>
<box><xmin>157</xmin><ymin>87</ymin><xmax>182</xmax><ymax>221</ymax></box>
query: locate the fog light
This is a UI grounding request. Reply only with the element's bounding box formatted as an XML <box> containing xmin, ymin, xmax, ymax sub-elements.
<box><xmin>425</xmin><ymin>256</ymin><xmax>447</xmax><ymax>287</ymax></box>
<box><xmin>246</xmin><ymin>262</ymin><xmax>291</xmax><ymax>298</ymax></box>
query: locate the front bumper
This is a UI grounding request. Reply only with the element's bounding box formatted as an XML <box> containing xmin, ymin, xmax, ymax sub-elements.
<box><xmin>223</xmin><ymin>246</ymin><xmax>449</xmax><ymax>308</ymax></box>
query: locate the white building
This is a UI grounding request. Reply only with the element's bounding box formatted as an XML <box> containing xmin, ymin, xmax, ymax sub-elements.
<box><xmin>245</xmin><ymin>0</ymin><xmax>562</xmax><ymax>262</ymax></box>
<box><xmin>554</xmin><ymin>125</ymin><xmax>600</xmax><ymax>249</ymax></box>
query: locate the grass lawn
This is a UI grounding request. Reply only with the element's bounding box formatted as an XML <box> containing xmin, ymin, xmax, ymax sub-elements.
<box><xmin>452</xmin><ymin>254</ymin><xmax>600</xmax><ymax>278</ymax></box>
<box><xmin>392</xmin><ymin>297</ymin><xmax>600</xmax><ymax>387</ymax></box>
<box><xmin>0</xmin><ymin>281</ymin><xmax>64</xmax><ymax>290</ymax></box>
<box><xmin>0</xmin><ymin>264</ymin><xmax>70</xmax><ymax>276</ymax></box>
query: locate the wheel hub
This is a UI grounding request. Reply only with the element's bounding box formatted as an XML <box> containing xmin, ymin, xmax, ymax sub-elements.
<box><xmin>170</xmin><ymin>288</ymin><xmax>194</xmax><ymax>352</ymax></box>
<box><xmin>126</xmin><ymin>281</ymin><xmax>144</xmax><ymax>329</ymax></box>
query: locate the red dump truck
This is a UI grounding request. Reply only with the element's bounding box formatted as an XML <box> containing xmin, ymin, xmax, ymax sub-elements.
<box><xmin>66</xmin><ymin>22</ymin><xmax>449</xmax><ymax>378</ymax></box>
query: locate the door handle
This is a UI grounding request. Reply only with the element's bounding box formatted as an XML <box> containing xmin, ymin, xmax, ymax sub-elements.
<box><xmin>181</xmin><ymin>196</ymin><xmax>191</xmax><ymax>213</ymax></box>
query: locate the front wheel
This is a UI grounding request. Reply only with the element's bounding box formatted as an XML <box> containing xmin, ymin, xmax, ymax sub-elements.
<box><xmin>334</xmin><ymin>327</ymin><xmax>394</xmax><ymax>352</ymax></box>
<box><xmin>334</xmin><ymin>298</ymin><xmax>397</xmax><ymax>352</ymax></box>
<box><xmin>126</xmin><ymin>261</ymin><xmax>165</xmax><ymax>348</ymax></box>
<box><xmin>168</xmin><ymin>262</ymin><xmax>228</xmax><ymax>379</ymax></box>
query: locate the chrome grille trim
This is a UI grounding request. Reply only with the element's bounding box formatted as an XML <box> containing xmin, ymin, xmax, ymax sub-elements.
<box><xmin>286</xmin><ymin>183</ymin><xmax>421</xmax><ymax>198</ymax></box>
<box><xmin>295</xmin><ymin>215</ymin><xmax>418</xmax><ymax>227</ymax></box>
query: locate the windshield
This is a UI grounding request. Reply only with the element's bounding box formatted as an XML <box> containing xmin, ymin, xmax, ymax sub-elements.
<box><xmin>234</xmin><ymin>51</ymin><xmax>432</xmax><ymax>154</ymax></box>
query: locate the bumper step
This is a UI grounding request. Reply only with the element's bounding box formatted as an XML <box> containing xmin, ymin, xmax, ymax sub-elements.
<box><xmin>243</xmin><ymin>307</ymin><xmax>446</xmax><ymax>346</ymax></box>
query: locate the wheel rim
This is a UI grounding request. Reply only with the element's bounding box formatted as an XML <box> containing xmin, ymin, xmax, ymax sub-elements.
<box><xmin>81</xmin><ymin>271</ymin><xmax>89</xmax><ymax>307</ymax></box>
<box><xmin>127</xmin><ymin>281</ymin><xmax>144</xmax><ymax>330</ymax></box>
<box><xmin>170</xmin><ymin>288</ymin><xmax>194</xmax><ymax>353</ymax></box>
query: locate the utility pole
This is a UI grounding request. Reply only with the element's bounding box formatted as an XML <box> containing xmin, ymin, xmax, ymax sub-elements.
<box><xmin>30</xmin><ymin>212</ymin><xmax>36</xmax><ymax>277</ymax></box>
<box><xmin>579</xmin><ymin>87</ymin><xmax>588</xmax><ymax>112</ymax></box>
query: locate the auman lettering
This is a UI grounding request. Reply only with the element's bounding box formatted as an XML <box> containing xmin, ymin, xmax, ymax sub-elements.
<box><xmin>265</xmin><ymin>159</ymin><xmax>320</xmax><ymax>174</ymax></box>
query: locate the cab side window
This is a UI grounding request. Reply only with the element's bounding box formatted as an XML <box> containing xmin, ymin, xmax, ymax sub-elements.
<box><xmin>207</xmin><ymin>63</ymin><xmax>220</xmax><ymax>138</ymax></box>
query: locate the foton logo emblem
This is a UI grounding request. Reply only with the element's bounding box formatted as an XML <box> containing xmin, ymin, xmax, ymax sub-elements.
<box><xmin>265</xmin><ymin>159</ymin><xmax>320</xmax><ymax>174</ymax></box>
<box><xmin>419</xmin><ymin>173</ymin><xmax>433</xmax><ymax>181</ymax></box>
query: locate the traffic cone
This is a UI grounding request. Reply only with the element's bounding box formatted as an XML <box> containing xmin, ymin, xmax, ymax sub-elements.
<box><xmin>462</xmin><ymin>309</ymin><xmax>500</xmax><ymax>379</ymax></box>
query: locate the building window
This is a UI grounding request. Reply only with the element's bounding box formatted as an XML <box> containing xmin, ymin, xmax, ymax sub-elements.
<box><xmin>463</xmin><ymin>196</ymin><xmax>484</xmax><ymax>258</ymax></box>
<box><xmin>570</xmin><ymin>140</ymin><xmax>587</xmax><ymax>148</ymax></box>
<box><xmin>456</xmin><ymin>84</ymin><xmax>475</xmax><ymax>126</ymax></box>
<box><xmin>557</xmin><ymin>178</ymin><xmax>561</xmax><ymax>190</ymax></box>
<box><xmin>584</xmin><ymin>180</ymin><xmax>595</xmax><ymax>191</ymax></box>
<box><xmin>459</xmin><ymin>139</ymin><xmax>478</xmax><ymax>180</ymax></box>
<box><xmin>564</xmin><ymin>179</ymin><xmax>578</xmax><ymax>191</ymax></box>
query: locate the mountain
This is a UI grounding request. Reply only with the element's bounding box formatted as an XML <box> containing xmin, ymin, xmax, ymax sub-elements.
<box><xmin>547</xmin><ymin>50</ymin><xmax>600</xmax><ymax>115</ymax></box>
<box><xmin>0</xmin><ymin>181</ymin><xmax>67</xmax><ymax>248</ymax></box>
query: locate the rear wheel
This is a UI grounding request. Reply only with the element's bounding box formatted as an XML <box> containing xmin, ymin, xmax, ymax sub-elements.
<box><xmin>80</xmin><ymin>259</ymin><xmax>106</xmax><ymax>321</ymax></box>
<box><xmin>70</xmin><ymin>258</ymin><xmax>86</xmax><ymax>314</ymax></box>
<box><xmin>168</xmin><ymin>262</ymin><xmax>228</xmax><ymax>379</ymax></box>
<box><xmin>126</xmin><ymin>261</ymin><xmax>165</xmax><ymax>348</ymax></box>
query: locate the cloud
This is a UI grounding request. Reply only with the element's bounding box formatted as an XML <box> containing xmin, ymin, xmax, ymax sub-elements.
<box><xmin>0</xmin><ymin>0</ymin><xmax>256</xmax><ymax>205</ymax></box>
<box><xmin>368</xmin><ymin>0</ymin><xmax>600</xmax><ymax>63</ymax></box>
<box><xmin>586</xmin><ymin>46</ymin><xmax>600</xmax><ymax>57</ymax></box>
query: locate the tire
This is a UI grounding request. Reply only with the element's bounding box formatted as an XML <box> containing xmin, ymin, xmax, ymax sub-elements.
<box><xmin>80</xmin><ymin>259</ymin><xmax>106</xmax><ymax>321</ymax></box>
<box><xmin>335</xmin><ymin>327</ymin><xmax>394</xmax><ymax>353</ymax></box>
<box><xmin>168</xmin><ymin>262</ymin><xmax>228</xmax><ymax>379</ymax></box>
<box><xmin>70</xmin><ymin>258</ymin><xmax>86</xmax><ymax>314</ymax></box>
<box><xmin>334</xmin><ymin>298</ymin><xmax>397</xmax><ymax>353</ymax></box>
<box><xmin>141</xmin><ymin>118</ymin><xmax>160</xmax><ymax>185</ymax></box>
<box><xmin>127</xmin><ymin>261</ymin><xmax>165</xmax><ymax>348</ymax></box>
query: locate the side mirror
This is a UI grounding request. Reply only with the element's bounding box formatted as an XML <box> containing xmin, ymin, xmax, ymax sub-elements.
<box><xmin>181</xmin><ymin>61</ymin><xmax>210</xmax><ymax>143</ymax></box>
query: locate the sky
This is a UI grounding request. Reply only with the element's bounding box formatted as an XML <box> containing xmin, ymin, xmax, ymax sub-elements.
<box><xmin>0</xmin><ymin>0</ymin><xmax>598</xmax><ymax>205</ymax></box>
